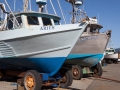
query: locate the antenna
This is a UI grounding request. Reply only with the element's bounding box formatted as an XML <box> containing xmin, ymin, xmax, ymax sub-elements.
<box><xmin>14</xmin><ymin>0</ymin><xmax>16</xmax><ymax>12</ymax></box>
<box><xmin>98</xmin><ymin>13</ymin><xmax>99</xmax><ymax>23</ymax></box>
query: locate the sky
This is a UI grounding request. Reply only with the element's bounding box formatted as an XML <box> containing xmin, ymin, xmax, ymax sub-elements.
<box><xmin>1</xmin><ymin>0</ymin><xmax>120</xmax><ymax>48</ymax></box>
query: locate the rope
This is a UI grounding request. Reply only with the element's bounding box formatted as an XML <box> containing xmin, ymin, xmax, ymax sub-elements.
<box><xmin>4</xmin><ymin>0</ymin><xmax>20</xmax><ymax>28</ymax></box>
<box><xmin>57</xmin><ymin>0</ymin><xmax>66</xmax><ymax>24</ymax></box>
<box><xmin>49</xmin><ymin>0</ymin><xmax>57</xmax><ymax>15</ymax></box>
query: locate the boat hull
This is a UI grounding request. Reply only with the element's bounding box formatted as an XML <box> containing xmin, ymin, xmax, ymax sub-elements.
<box><xmin>0</xmin><ymin>23</ymin><xmax>88</xmax><ymax>76</ymax></box>
<box><xmin>66</xmin><ymin>54</ymin><xmax>104</xmax><ymax>67</ymax></box>
<box><xmin>104</xmin><ymin>53</ymin><xmax>118</xmax><ymax>60</ymax></box>
<box><xmin>65</xmin><ymin>33</ymin><xmax>110</xmax><ymax>67</ymax></box>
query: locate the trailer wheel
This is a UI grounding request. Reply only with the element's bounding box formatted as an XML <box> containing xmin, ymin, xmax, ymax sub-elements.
<box><xmin>60</xmin><ymin>69</ymin><xmax>73</xmax><ymax>88</ymax></box>
<box><xmin>72</xmin><ymin>65</ymin><xmax>83</xmax><ymax>80</ymax></box>
<box><xmin>114</xmin><ymin>59</ymin><xmax>118</xmax><ymax>64</ymax></box>
<box><xmin>107</xmin><ymin>60</ymin><xmax>113</xmax><ymax>64</ymax></box>
<box><xmin>24</xmin><ymin>70</ymin><xmax>42</xmax><ymax>90</ymax></box>
<box><xmin>92</xmin><ymin>63</ymin><xmax>103</xmax><ymax>77</ymax></box>
<box><xmin>0</xmin><ymin>71</ymin><xmax>3</xmax><ymax>78</ymax></box>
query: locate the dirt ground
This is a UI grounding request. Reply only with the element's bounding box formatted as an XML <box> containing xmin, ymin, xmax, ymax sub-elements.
<box><xmin>0</xmin><ymin>62</ymin><xmax>120</xmax><ymax>90</ymax></box>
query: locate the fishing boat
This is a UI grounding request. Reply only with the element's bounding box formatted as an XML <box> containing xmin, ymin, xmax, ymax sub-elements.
<box><xmin>0</xmin><ymin>0</ymin><xmax>89</xmax><ymax>89</ymax></box>
<box><xmin>104</xmin><ymin>45</ymin><xmax>119</xmax><ymax>63</ymax></box>
<box><xmin>64</xmin><ymin>0</ymin><xmax>111</xmax><ymax>80</ymax></box>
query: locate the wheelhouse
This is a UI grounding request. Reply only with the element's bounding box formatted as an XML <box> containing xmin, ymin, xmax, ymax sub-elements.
<box><xmin>80</xmin><ymin>17</ymin><xmax>103</xmax><ymax>35</ymax></box>
<box><xmin>4</xmin><ymin>12</ymin><xmax>61</xmax><ymax>30</ymax></box>
<box><xmin>105</xmin><ymin>48</ymin><xmax>115</xmax><ymax>54</ymax></box>
<box><xmin>83</xmin><ymin>23</ymin><xmax>103</xmax><ymax>34</ymax></box>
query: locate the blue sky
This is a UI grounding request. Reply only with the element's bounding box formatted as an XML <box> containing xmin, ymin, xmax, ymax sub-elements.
<box><xmin>1</xmin><ymin>0</ymin><xmax>120</xmax><ymax>48</ymax></box>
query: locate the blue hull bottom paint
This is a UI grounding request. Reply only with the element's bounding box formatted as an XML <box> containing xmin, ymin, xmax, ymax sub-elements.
<box><xmin>65</xmin><ymin>54</ymin><xmax>104</xmax><ymax>67</ymax></box>
<box><xmin>0</xmin><ymin>57</ymin><xmax>66</xmax><ymax>76</ymax></box>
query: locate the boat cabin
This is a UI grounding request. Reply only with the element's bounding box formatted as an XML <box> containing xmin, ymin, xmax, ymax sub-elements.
<box><xmin>5</xmin><ymin>12</ymin><xmax>61</xmax><ymax>30</ymax></box>
<box><xmin>83</xmin><ymin>23</ymin><xmax>103</xmax><ymax>34</ymax></box>
<box><xmin>82</xmin><ymin>18</ymin><xmax>103</xmax><ymax>34</ymax></box>
<box><xmin>105</xmin><ymin>48</ymin><xmax>115</xmax><ymax>54</ymax></box>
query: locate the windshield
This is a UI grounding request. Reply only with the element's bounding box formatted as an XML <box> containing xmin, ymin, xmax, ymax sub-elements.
<box><xmin>54</xmin><ymin>20</ymin><xmax>60</xmax><ymax>25</ymax></box>
<box><xmin>90</xmin><ymin>25</ymin><xmax>100</xmax><ymax>33</ymax></box>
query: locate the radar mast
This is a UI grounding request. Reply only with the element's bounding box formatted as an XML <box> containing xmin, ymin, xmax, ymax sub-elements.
<box><xmin>65</xmin><ymin>0</ymin><xmax>85</xmax><ymax>23</ymax></box>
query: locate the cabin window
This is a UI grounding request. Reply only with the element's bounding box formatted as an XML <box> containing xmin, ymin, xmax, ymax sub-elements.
<box><xmin>108</xmin><ymin>50</ymin><xmax>114</xmax><ymax>52</ymax></box>
<box><xmin>111</xmin><ymin>50</ymin><xmax>114</xmax><ymax>52</ymax></box>
<box><xmin>17</xmin><ymin>17</ymin><xmax>22</xmax><ymax>26</ymax></box>
<box><xmin>90</xmin><ymin>26</ymin><xmax>100</xmax><ymax>33</ymax></box>
<box><xmin>84</xmin><ymin>26</ymin><xmax>88</xmax><ymax>32</ymax></box>
<box><xmin>27</xmin><ymin>16</ymin><xmax>39</xmax><ymax>25</ymax></box>
<box><xmin>7</xmin><ymin>19</ymin><xmax>13</xmax><ymax>30</ymax></box>
<box><xmin>42</xmin><ymin>17</ymin><xmax>52</xmax><ymax>26</ymax></box>
<box><xmin>106</xmin><ymin>50</ymin><xmax>108</xmax><ymax>52</ymax></box>
<box><xmin>79</xmin><ymin>22</ymin><xmax>86</xmax><ymax>26</ymax></box>
<box><xmin>14</xmin><ymin>17</ymin><xmax>22</xmax><ymax>28</ymax></box>
<box><xmin>54</xmin><ymin>20</ymin><xmax>59</xmax><ymax>25</ymax></box>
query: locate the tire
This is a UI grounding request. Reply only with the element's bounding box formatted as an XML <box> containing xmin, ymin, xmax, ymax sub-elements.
<box><xmin>92</xmin><ymin>63</ymin><xmax>103</xmax><ymax>77</ymax></box>
<box><xmin>101</xmin><ymin>60</ymin><xmax>107</xmax><ymax>66</ymax></box>
<box><xmin>0</xmin><ymin>71</ymin><xmax>3</xmax><ymax>78</ymax></box>
<box><xmin>72</xmin><ymin>65</ymin><xmax>83</xmax><ymax>80</ymax></box>
<box><xmin>107</xmin><ymin>60</ymin><xmax>113</xmax><ymax>64</ymax></box>
<box><xmin>24</xmin><ymin>70</ymin><xmax>42</xmax><ymax>90</ymax></box>
<box><xmin>60</xmin><ymin>69</ymin><xmax>73</xmax><ymax>88</ymax></box>
<box><xmin>114</xmin><ymin>59</ymin><xmax>118</xmax><ymax>64</ymax></box>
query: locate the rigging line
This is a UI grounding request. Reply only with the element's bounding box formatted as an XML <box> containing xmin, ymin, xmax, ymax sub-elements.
<box><xmin>57</xmin><ymin>0</ymin><xmax>66</xmax><ymax>24</ymax></box>
<box><xmin>14</xmin><ymin>0</ymin><xmax>16</xmax><ymax>12</ymax></box>
<box><xmin>8</xmin><ymin>17</ymin><xmax>19</xmax><ymax>29</ymax></box>
<box><xmin>4</xmin><ymin>0</ymin><xmax>20</xmax><ymax>28</ymax></box>
<box><xmin>17</xmin><ymin>0</ymin><xmax>38</xmax><ymax>24</ymax></box>
<box><xmin>10</xmin><ymin>0</ymin><xmax>14</xmax><ymax>11</ymax></box>
<box><xmin>29</xmin><ymin>0</ymin><xmax>31</xmax><ymax>11</ymax></box>
<box><xmin>45</xmin><ymin>4</ymin><xmax>48</xmax><ymax>14</ymax></box>
<box><xmin>64</xmin><ymin>6</ymin><xmax>72</xmax><ymax>24</ymax></box>
<box><xmin>16</xmin><ymin>0</ymin><xmax>24</xmax><ymax>11</ymax></box>
<box><xmin>26</xmin><ymin>13</ymin><xmax>39</xmax><ymax>24</ymax></box>
<box><xmin>49</xmin><ymin>0</ymin><xmax>57</xmax><ymax>15</ymax></box>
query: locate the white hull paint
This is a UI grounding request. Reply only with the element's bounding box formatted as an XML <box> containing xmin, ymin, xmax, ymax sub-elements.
<box><xmin>104</xmin><ymin>53</ymin><xmax>118</xmax><ymax>60</ymax></box>
<box><xmin>0</xmin><ymin>23</ymin><xmax>88</xmax><ymax>76</ymax></box>
<box><xmin>0</xmin><ymin>23</ymin><xmax>87</xmax><ymax>58</ymax></box>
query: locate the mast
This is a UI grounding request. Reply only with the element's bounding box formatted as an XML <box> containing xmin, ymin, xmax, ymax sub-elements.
<box><xmin>23</xmin><ymin>0</ymin><xmax>28</xmax><ymax>12</ymax></box>
<box><xmin>65</xmin><ymin>0</ymin><xmax>83</xmax><ymax>23</ymax></box>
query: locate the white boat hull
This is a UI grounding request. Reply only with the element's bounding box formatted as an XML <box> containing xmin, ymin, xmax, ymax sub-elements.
<box><xmin>0</xmin><ymin>23</ymin><xmax>88</xmax><ymax>76</ymax></box>
<box><xmin>104</xmin><ymin>53</ymin><xmax>118</xmax><ymax>60</ymax></box>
